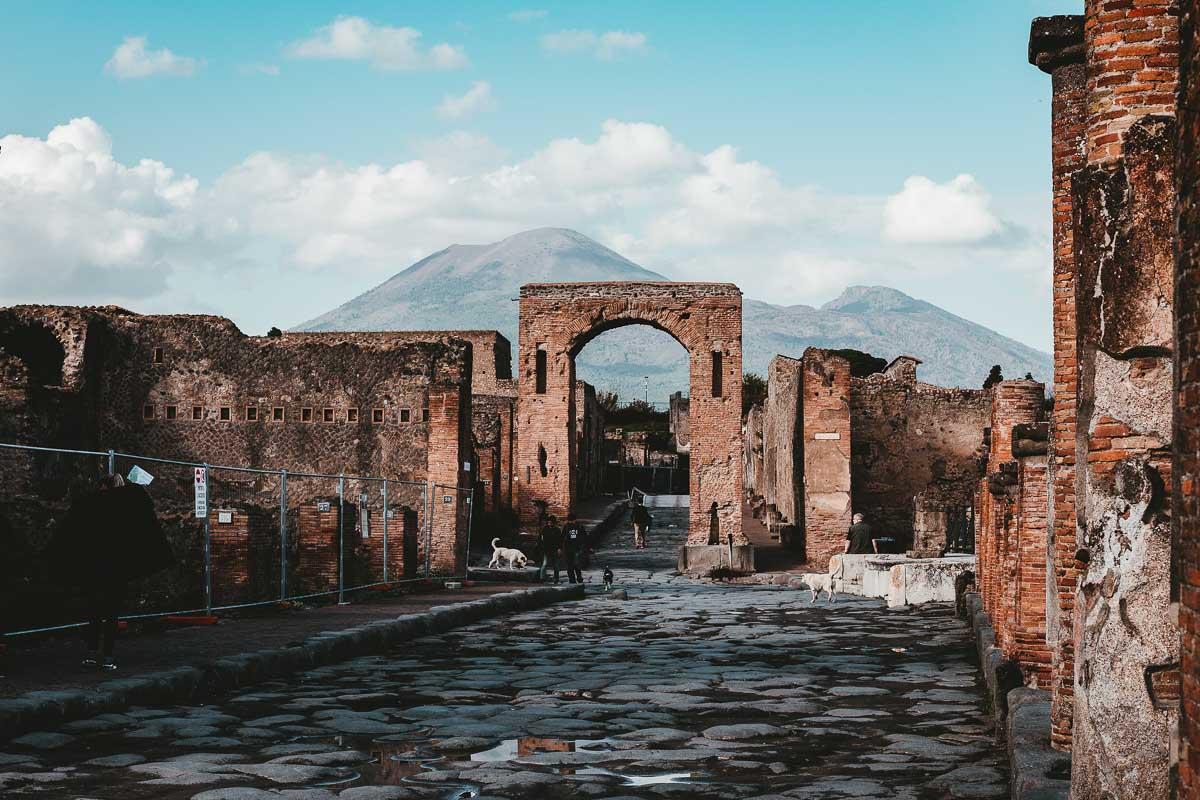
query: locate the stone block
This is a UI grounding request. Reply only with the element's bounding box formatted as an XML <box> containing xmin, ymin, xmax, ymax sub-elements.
<box><xmin>677</xmin><ymin>544</ymin><xmax>756</xmax><ymax>575</ymax></box>
<box><xmin>886</xmin><ymin>556</ymin><xmax>975</xmax><ymax>607</ymax></box>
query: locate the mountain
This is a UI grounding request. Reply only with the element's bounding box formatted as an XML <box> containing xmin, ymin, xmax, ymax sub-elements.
<box><xmin>295</xmin><ymin>228</ymin><xmax>1052</xmax><ymax>401</ymax></box>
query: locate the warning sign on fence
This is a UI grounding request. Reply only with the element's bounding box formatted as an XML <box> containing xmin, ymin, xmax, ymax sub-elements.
<box><xmin>194</xmin><ymin>467</ymin><xmax>207</xmax><ymax>518</ymax></box>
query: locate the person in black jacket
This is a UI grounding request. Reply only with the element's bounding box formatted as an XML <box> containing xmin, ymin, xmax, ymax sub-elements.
<box><xmin>50</xmin><ymin>473</ymin><xmax>172</xmax><ymax>670</ymax></box>
<box><xmin>561</xmin><ymin>513</ymin><xmax>586</xmax><ymax>584</ymax></box>
<box><xmin>538</xmin><ymin>515</ymin><xmax>563</xmax><ymax>583</ymax></box>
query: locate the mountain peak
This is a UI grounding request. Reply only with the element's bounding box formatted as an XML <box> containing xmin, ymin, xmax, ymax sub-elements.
<box><xmin>821</xmin><ymin>286</ymin><xmax>927</xmax><ymax>314</ymax></box>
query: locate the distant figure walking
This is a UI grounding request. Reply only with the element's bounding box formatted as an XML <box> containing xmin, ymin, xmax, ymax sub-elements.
<box><xmin>49</xmin><ymin>474</ymin><xmax>172</xmax><ymax>670</ymax></box>
<box><xmin>630</xmin><ymin>500</ymin><xmax>652</xmax><ymax>550</ymax></box>
<box><xmin>538</xmin><ymin>515</ymin><xmax>563</xmax><ymax>583</ymax></box>
<box><xmin>562</xmin><ymin>513</ymin><xmax>586</xmax><ymax>584</ymax></box>
<box><xmin>844</xmin><ymin>513</ymin><xmax>876</xmax><ymax>555</ymax></box>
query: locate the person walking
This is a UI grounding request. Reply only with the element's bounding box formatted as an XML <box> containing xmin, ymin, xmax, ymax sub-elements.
<box><xmin>49</xmin><ymin>473</ymin><xmax>172</xmax><ymax>670</ymax></box>
<box><xmin>562</xmin><ymin>512</ymin><xmax>586</xmax><ymax>584</ymax></box>
<box><xmin>538</xmin><ymin>515</ymin><xmax>563</xmax><ymax>583</ymax></box>
<box><xmin>844</xmin><ymin>513</ymin><xmax>876</xmax><ymax>555</ymax></box>
<box><xmin>630</xmin><ymin>500</ymin><xmax>652</xmax><ymax>550</ymax></box>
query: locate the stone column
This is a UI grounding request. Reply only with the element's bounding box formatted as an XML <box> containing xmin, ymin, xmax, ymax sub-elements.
<box><xmin>800</xmin><ymin>349</ymin><xmax>852</xmax><ymax>568</ymax></box>
<box><xmin>1070</xmin><ymin>2</ymin><xmax>1180</xmax><ymax>796</ymax></box>
<box><xmin>1029</xmin><ymin>13</ymin><xmax>1088</xmax><ymax>753</ymax></box>
<box><xmin>426</xmin><ymin>385</ymin><xmax>472</xmax><ymax>574</ymax></box>
<box><xmin>1175</xmin><ymin>3</ymin><xmax>1200</xmax><ymax>796</ymax></box>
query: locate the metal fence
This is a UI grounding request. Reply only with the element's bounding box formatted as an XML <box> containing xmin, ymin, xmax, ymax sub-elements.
<box><xmin>0</xmin><ymin>442</ymin><xmax>473</xmax><ymax>638</ymax></box>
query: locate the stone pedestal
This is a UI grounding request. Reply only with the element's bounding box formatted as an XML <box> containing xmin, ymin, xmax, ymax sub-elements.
<box><xmin>677</xmin><ymin>544</ymin><xmax>755</xmax><ymax>575</ymax></box>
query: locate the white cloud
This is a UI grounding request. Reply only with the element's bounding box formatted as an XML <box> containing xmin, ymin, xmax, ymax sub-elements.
<box><xmin>509</xmin><ymin>9</ymin><xmax>548</xmax><ymax>22</ymax></box>
<box><xmin>882</xmin><ymin>174</ymin><xmax>1005</xmax><ymax>244</ymax></box>
<box><xmin>541</xmin><ymin>29</ymin><xmax>648</xmax><ymax>60</ymax></box>
<box><xmin>1</xmin><ymin>117</ymin><xmax>1046</xmax><ymax>346</ymax></box>
<box><xmin>437</xmin><ymin>81</ymin><xmax>498</xmax><ymax>119</ymax></box>
<box><xmin>287</xmin><ymin>16</ymin><xmax>467</xmax><ymax>71</ymax></box>
<box><xmin>104</xmin><ymin>36</ymin><xmax>201</xmax><ymax>79</ymax></box>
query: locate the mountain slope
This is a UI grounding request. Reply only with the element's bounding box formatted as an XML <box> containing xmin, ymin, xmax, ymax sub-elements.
<box><xmin>294</xmin><ymin>228</ymin><xmax>1051</xmax><ymax>400</ymax></box>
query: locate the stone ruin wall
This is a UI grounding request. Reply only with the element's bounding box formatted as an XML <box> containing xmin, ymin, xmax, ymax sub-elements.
<box><xmin>745</xmin><ymin>349</ymin><xmax>988</xmax><ymax>566</ymax></box>
<box><xmin>849</xmin><ymin>368</ymin><xmax>990</xmax><ymax>554</ymax></box>
<box><xmin>573</xmin><ymin>380</ymin><xmax>607</xmax><ymax>502</ymax></box>
<box><xmin>0</xmin><ymin>305</ymin><xmax>476</xmax><ymax>623</ymax></box>
<box><xmin>1177</xmin><ymin>2</ymin><xmax>1200</xmax><ymax>797</ymax></box>
<box><xmin>669</xmin><ymin>391</ymin><xmax>690</xmax><ymax>452</ymax></box>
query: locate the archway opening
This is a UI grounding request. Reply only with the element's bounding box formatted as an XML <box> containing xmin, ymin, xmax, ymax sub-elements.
<box><xmin>0</xmin><ymin>321</ymin><xmax>66</xmax><ymax>387</ymax></box>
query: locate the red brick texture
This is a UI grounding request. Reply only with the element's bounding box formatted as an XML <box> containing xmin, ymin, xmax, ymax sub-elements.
<box><xmin>516</xmin><ymin>283</ymin><xmax>744</xmax><ymax>544</ymax></box>
<box><xmin>1031</xmin><ymin>13</ymin><xmax>1089</xmax><ymax>752</ymax></box>
<box><xmin>1175</xmin><ymin>2</ymin><xmax>1200</xmax><ymax>796</ymax></box>
<box><xmin>799</xmin><ymin>349</ymin><xmax>852</xmax><ymax>567</ymax></box>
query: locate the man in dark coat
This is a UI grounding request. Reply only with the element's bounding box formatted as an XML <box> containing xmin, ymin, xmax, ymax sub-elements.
<box><xmin>630</xmin><ymin>501</ymin><xmax>652</xmax><ymax>550</ymax></box>
<box><xmin>538</xmin><ymin>515</ymin><xmax>563</xmax><ymax>583</ymax></box>
<box><xmin>50</xmin><ymin>473</ymin><xmax>172</xmax><ymax>670</ymax></box>
<box><xmin>561</xmin><ymin>513</ymin><xmax>586</xmax><ymax>584</ymax></box>
<box><xmin>844</xmin><ymin>513</ymin><xmax>876</xmax><ymax>555</ymax></box>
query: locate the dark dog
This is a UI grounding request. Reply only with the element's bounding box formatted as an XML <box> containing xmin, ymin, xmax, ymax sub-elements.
<box><xmin>603</xmin><ymin>567</ymin><xmax>614</xmax><ymax>591</ymax></box>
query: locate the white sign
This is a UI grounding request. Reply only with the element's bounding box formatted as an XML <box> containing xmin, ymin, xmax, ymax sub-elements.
<box><xmin>443</xmin><ymin>495</ymin><xmax>454</xmax><ymax>504</ymax></box>
<box><xmin>463</xmin><ymin>462</ymin><xmax>472</xmax><ymax>472</ymax></box>
<box><xmin>127</xmin><ymin>464</ymin><xmax>155</xmax><ymax>485</ymax></box>
<box><xmin>814</xmin><ymin>432</ymin><xmax>841</xmax><ymax>441</ymax></box>
<box><xmin>317</xmin><ymin>500</ymin><xmax>331</xmax><ymax>513</ymax></box>
<box><xmin>193</xmin><ymin>467</ymin><xmax>207</xmax><ymax>518</ymax></box>
<box><xmin>218</xmin><ymin>510</ymin><xmax>233</xmax><ymax>524</ymax></box>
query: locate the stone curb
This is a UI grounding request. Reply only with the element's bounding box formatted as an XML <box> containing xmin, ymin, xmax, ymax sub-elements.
<box><xmin>0</xmin><ymin>584</ymin><xmax>583</xmax><ymax>742</ymax></box>
<box><xmin>1007</xmin><ymin>688</ymin><xmax>1070</xmax><ymax>800</ymax></box>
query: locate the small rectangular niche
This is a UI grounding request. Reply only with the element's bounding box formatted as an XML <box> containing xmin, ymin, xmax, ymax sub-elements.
<box><xmin>272</xmin><ymin>407</ymin><xmax>284</xmax><ymax>421</ymax></box>
<box><xmin>372</xmin><ymin>408</ymin><xmax>384</xmax><ymax>424</ymax></box>
<box><xmin>347</xmin><ymin>408</ymin><xmax>359</xmax><ymax>423</ymax></box>
<box><xmin>246</xmin><ymin>406</ymin><xmax>259</xmax><ymax>422</ymax></box>
<box><xmin>301</xmin><ymin>407</ymin><xmax>313</xmax><ymax>423</ymax></box>
<box><xmin>400</xmin><ymin>408</ymin><xmax>411</xmax><ymax>423</ymax></box>
<box><xmin>711</xmin><ymin>351</ymin><xmax>723</xmax><ymax>397</ymax></box>
<box><xmin>152</xmin><ymin>347</ymin><xmax>164</xmax><ymax>364</ymax></box>
<box><xmin>322</xmin><ymin>408</ymin><xmax>335</xmax><ymax>423</ymax></box>
<box><xmin>191</xmin><ymin>405</ymin><xmax>203</xmax><ymax>420</ymax></box>
<box><xmin>143</xmin><ymin>404</ymin><xmax>156</xmax><ymax>420</ymax></box>
<box><xmin>535</xmin><ymin>347</ymin><xmax>548</xmax><ymax>394</ymax></box>
<box><xmin>219</xmin><ymin>406</ymin><xmax>231</xmax><ymax>421</ymax></box>
<box><xmin>422</xmin><ymin>408</ymin><xmax>430</xmax><ymax>423</ymax></box>
<box><xmin>165</xmin><ymin>405</ymin><xmax>178</xmax><ymax>420</ymax></box>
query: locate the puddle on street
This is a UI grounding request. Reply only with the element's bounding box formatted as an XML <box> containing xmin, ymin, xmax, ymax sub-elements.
<box><xmin>577</xmin><ymin>767</ymin><xmax>697</xmax><ymax>786</ymax></box>
<box><xmin>470</xmin><ymin>735</ymin><xmax>612</xmax><ymax>762</ymax></box>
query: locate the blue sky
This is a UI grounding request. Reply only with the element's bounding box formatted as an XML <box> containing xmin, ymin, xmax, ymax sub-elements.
<box><xmin>1</xmin><ymin>1</ymin><xmax>1082</xmax><ymax>350</ymax></box>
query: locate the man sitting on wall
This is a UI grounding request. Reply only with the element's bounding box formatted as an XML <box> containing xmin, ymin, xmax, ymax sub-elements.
<box><xmin>844</xmin><ymin>513</ymin><xmax>876</xmax><ymax>555</ymax></box>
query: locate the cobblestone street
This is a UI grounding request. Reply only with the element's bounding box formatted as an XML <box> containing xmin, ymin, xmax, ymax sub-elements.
<box><xmin>0</xmin><ymin>506</ymin><xmax>1006</xmax><ymax>799</ymax></box>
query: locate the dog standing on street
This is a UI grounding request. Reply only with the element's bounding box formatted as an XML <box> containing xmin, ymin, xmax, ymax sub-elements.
<box><xmin>488</xmin><ymin>538</ymin><xmax>529</xmax><ymax>570</ymax></box>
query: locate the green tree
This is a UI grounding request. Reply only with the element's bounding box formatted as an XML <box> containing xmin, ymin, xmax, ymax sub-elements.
<box><xmin>983</xmin><ymin>364</ymin><xmax>1004</xmax><ymax>389</ymax></box>
<box><xmin>267</xmin><ymin>326</ymin><xmax>283</xmax><ymax>338</ymax></box>
<box><xmin>743</xmin><ymin>372</ymin><xmax>767</xmax><ymax>416</ymax></box>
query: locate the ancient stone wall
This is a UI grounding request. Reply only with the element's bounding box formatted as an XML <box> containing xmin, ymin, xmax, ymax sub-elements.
<box><xmin>800</xmin><ymin>349</ymin><xmax>852</xmax><ymax>566</ymax></box>
<box><xmin>1068</xmin><ymin>3</ymin><xmax>1180</xmax><ymax>794</ymax></box>
<box><xmin>669</xmin><ymin>391</ymin><xmax>691</xmax><ymax>452</ymax></box>
<box><xmin>0</xmin><ymin>306</ymin><xmax>477</xmax><ymax>619</ymax></box>
<box><xmin>516</xmin><ymin>282</ymin><xmax>743</xmax><ymax>544</ymax></box>
<box><xmin>743</xmin><ymin>404</ymin><xmax>764</xmax><ymax>506</ymax></box>
<box><xmin>849</xmin><ymin>366</ymin><xmax>989</xmax><ymax>552</ymax></box>
<box><xmin>1030</xmin><ymin>12</ymin><xmax>1089</xmax><ymax>752</ymax></box>
<box><xmin>1177</xmin><ymin>2</ymin><xmax>1200</xmax><ymax>796</ymax></box>
<box><xmin>763</xmin><ymin>356</ymin><xmax>802</xmax><ymax>531</ymax></box>
<box><xmin>573</xmin><ymin>381</ymin><xmax>607</xmax><ymax>501</ymax></box>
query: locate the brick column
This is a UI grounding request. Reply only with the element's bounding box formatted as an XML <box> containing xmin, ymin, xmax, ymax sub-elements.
<box><xmin>1175</xmin><ymin>3</ymin><xmax>1200</xmax><ymax>796</ymax></box>
<box><xmin>800</xmin><ymin>349</ymin><xmax>852</xmax><ymax>567</ymax></box>
<box><xmin>1030</xmin><ymin>13</ymin><xmax>1088</xmax><ymax>753</ymax></box>
<box><xmin>1070</xmin><ymin>3</ymin><xmax>1180</xmax><ymax>796</ymax></box>
<box><xmin>426</xmin><ymin>386</ymin><xmax>472</xmax><ymax>574</ymax></box>
<box><xmin>1014</xmin><ymin>434</ymin><xmax>1052</xmax><ymax>687</ymax></box>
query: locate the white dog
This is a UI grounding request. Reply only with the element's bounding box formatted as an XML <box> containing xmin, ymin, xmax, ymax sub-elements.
<box><xmin>488</xmin><ymin>537</ymin><xmax>529</xmax><ymax>570</ymax></box>
<box><xmin>798</xmin><ymin>554</ymin><xmax>845</xmax><ymax>604</ymax></box>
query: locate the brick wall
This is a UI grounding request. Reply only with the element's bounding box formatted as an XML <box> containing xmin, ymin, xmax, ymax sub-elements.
<box><xmin>0</xmin><ymin>306</ymin><xmax>477</xmax><ymax>619</ymax></box>
<box><xmin>1030</xmin><ymin>14</ymin><xmax>1089</xmax><ymax>750</ymax></box>
<box><xmin>1069</xmin><ymin>2</ymin><xmax>1180</xmax><ymax>795</ymax></box>
<box><xmin>516</xmin><ymin>282</ymin><xmax>744</xmax><ymax>545</ymax></box>
<box><xmin>1175</xmin><ymin>2</ymin><xmax>1200</xmax><ymax>796</ymax></box>
<box><xmin>800</xmin><ymin>349</ymin><xmax>852</xmax><ymax>567</ymax></box>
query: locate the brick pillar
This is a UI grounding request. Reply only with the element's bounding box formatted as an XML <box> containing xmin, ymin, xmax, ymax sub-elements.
<box><xmin>800</xmin><ymin>349</ymin><xmax>852</xmax><ymax>568</ymax></box>
<box><xmin>1175</xmin><ymin>3</ymin><xmax>1200</xmax><ymax>796</ymax></box>
<box><xmin>1015</xmin><ymin>441</ymin><xmax>1052</xmax><ymax>687</ymax></box>
<box><xmin>297</xmin><ymin>498</ymin><xmax>341</xmax><ymax>593</ymax></box>
<box><xmin>426</xmin><ymin>386</ymin><xmax>471</xmax><ymax>574</ymax></box>
<box><xmin>1030</xmin><ymin>13</ymin><xmax>1088</xmax><ymax>753</ymax></box>
<box><xmin>982</xmin><ymin>382</ymin><xmax>1045</xmax><ymax>662</ymax></box>
<box><xmin>209</xmin><ymin>508</ymin><xmax>251</xmax><ymax>605</ymax></box>
<box><xmin>1071</xmin><ymin>3</ymin><xmax>1180</xmax><ymax>796</ymax></box>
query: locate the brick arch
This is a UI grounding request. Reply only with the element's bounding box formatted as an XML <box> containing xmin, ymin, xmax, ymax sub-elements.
<box><xmin>517</xmin><ymin>282</ymin><xmax>745</xmax><ymax>546</ymax></box>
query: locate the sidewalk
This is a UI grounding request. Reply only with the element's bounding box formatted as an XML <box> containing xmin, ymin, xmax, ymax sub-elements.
<box><xmin>1</xmin><ymin>584</ymin><xmax>522</xmax><ymax>699</ymax></box>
